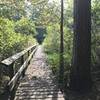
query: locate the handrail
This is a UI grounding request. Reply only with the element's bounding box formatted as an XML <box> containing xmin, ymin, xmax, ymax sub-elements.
<box><xmin>8</xmin><ymin>48</ymin><xmax>37</xmax><ymax>91</ymax></box>
<box><xmin>1</xmin><ymin>45</ymin><xmax>37</xmax><ymax>66</ymax></box>
<box><xmin>0</xmin><ymin>44</ymin><xmax>38</xmax><ymax>100</ymax></box>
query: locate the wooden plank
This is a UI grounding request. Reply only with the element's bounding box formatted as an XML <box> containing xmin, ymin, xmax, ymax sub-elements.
<box><xmin>8</xmin><ymin>47</ymin><xmax>37</xmax><ymax>91</ymax></box>
<box><xmin>1</xmin><ymin>45</ymin><xmax>37</xmax><ymax>66</ymax></box>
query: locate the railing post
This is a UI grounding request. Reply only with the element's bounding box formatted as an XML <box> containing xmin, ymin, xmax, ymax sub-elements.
<box><xmin>0</xmin><ymin>45</ymin><xmax>37</xmax><ymax>100</ymax></box>
<box><xmin>9</xmin><ymin>63</ymin><xmax>16</xmax><ymax>100</ymax></box>
<box><xmin>31</xmin><ymin>48</ymin><xmax>33</xmax><ymax>58</ymax></box>
<box><xmin>9</xmin><ymin>63</ymin><xmax>15</xmax><ymax>80</ymax></box>
<box><xmin>9</xmin><ymin>88</ymin><xmax>16</xmax><ymax>100</ymax></box>
<box><xmin>21</xmin><ymin>55</ymin><xmax>25</xmax><ymax>77</ymax></box>
<box><xmin>21</xmin><ymin>55</ymin><xmax>24</xmax><ymax>64</ymax></box>
<box><xmin>28</xmin><ymin>50</ymin><xmax>30</xmax><ymax>64</ymax></box>
<box><xmin>28</xmin><ymin>50</ymin><xmax>30</xmax><ymax>57</ymax></box>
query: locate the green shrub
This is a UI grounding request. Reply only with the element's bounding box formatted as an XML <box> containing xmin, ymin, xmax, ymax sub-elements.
<box><xmin>0</xmin><ymin>17</ymin><xmax>36</xmax><ymax>60</ymax></box>
<box><xmin>44</xmin><ymin>24</ymin><xmax>73</xmax><ymax>79</ymax></box>
<box><xmin>15</xmin><ymin>18</ymin><xmax>37</xmax><ymax>35</ymax></box>
<box><xmin>47</xmin><ymin>53</ymin><xmax>59</xmax><ymax>74</ymax></box>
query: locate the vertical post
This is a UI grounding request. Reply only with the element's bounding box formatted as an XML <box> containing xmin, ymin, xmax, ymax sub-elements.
<box><xmin>59</xmin><ymin>0</ymin><xmax>64</xmax><ymax>89</ymax></box>
<box><xmin>9</xmin><ymin>63</ymin><xmax>14</xmax><ymax>80</ymax></box>
<box><xmin>21</xmin><ymin>55</ymin><xmax>24</xmax><ymax>65</ymax></box>
<box><xmin>9</xmin><ymin>63</ymin><xmax>15</xmax><ymax>100</ymax></box>
<box><xmin>28</xmin><ymin>50</ymin><xmax>30</xmax><ymax>64</ymax></box>
<box><xmin>21</xmin><ymin>55</ymin><xmax>25</xmax><ymax>77</ymax></box>
<box><xmin>70</xmin><ymin>0</ymin><xmax>92</xmax><ymax>92</ymax></box>
<box><xmin>10</xmin><ymin>89</ymin><xmax>16</xmax><ymax>100</ymax></box>
<box><xmin>31</xmin><ymin>47</ymin><xmax>33</xmax><ymax>58</ymax></box>
<box><xmin>0</xmin><ymin>63</ymin><xmax>3</xmax><ymax>83</ymax></box>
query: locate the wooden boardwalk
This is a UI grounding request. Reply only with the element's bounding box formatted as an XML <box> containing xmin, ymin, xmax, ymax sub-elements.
<box><xmin>14</xmin><ymin>45</ymin><xmax>65</xmax><ymax>100</ymax></box>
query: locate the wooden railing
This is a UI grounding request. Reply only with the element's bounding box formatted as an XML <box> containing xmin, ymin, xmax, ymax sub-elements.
<box><xmin>0</xmin><ymin>44</ymin><xmax>38</xmax><ymax>100</ymax></box>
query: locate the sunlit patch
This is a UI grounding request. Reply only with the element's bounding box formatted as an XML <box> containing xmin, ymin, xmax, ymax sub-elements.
<box><xmin>48</xmin><ymin>0</ymin><xmax>60</xmax><ymax>4</ymax></box>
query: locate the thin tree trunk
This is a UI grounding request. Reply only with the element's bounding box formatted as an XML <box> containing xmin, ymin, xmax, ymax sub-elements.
<box><xmin>59</xmin><ymin>0</ymin><xmax>64</xmax><ymax>89</ymax></box>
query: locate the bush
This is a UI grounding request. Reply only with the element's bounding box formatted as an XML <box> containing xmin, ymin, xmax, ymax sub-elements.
<box><xmin>47</xmin><ymin>53</ymin><xmax>59</xmax><ymax>74</ymax></box>
<box><xmin>43</xmin><ymin>24</ymin><xmax>73</xmax><ymax>78</ymax></box>
<box><xmin>0</xmin><ymin>17</ymin><xmax>37</xmax><ymax>93</ymax></box>
<box><xmin>15</xmin><ymin>18</ymin><xmax>37</xmax><ymax>35</ymax></box>
<box><xmin>0</xmin><ymin>17</ymin><xmax>36</xmax><ymax>60</ymax></box>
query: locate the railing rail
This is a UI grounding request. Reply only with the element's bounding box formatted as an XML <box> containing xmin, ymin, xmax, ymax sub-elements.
<box><xmin>1</xmin><ymin>45</ymin><xmax>36</xmax><ymax>66</ymax></box>
<box><xmin>0</xmin><ymin>44</ymin><xmax>38</xmax><ymax>100</ymax></box>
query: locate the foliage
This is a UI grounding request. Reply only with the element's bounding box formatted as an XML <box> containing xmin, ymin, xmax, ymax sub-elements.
<box><xmin>0</xmin><ymin>1</ymin><xmax>25</xmax><ymax>20</ymax></box>
<box><xmin>44</xmin><ymin>0</ymin><xmax>100</xmax><ymax>68</ymax></box>
<box><xmin>43</xmin><ymin>0</ymin><xmax>100</xmax><ymax>86</ymax></box>
<box><xmin>15</xmin><ymin>18</ymin><xmax>37</xmax><ymax>35</ymax></box>
<box><xmin>0</xmin><ymin>17</ymin><xmax>36</xmax><ymax>61</ymax></box>
<box><xmin>47</xmin><ymin>53</ymin><xmax>59</xmax><ymax>74</ymax></box>
<box><xmin>0</xmin><ymin>0</ymin><xmax>100</xmax><ymax>91</ymax></box>
<box><xmin>44</xmin><ymin>24</ymin><xmax>60</xmax><ymax>52</ymax></box>
<box><xmin>91</xmin><ymin>0</ymin><xmax>100</xmax><ymax>66</ymax></box>
<box><xmin>44</xmin><ymin>22</ymin><xmax>73</xmax><ymax>76</ymax></box>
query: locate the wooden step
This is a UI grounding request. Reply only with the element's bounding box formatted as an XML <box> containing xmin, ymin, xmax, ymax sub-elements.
<box><xmin>16</xmin><ymin>91</ymin><xmax>62</xmax><ymax>96</ymax></box>
<box><xmin>15</xmin><ymin>94</ymin><xmax>64</xmax><ymax>100</ymax></box>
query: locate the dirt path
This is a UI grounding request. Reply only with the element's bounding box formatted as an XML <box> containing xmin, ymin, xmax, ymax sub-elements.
<box><xmin>14</xmin><ymin>45</ymin><xmax>65</xmax><ymax>100</ymax></box>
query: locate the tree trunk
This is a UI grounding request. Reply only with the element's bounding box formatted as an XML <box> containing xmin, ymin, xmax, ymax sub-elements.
<box><xmin>70</xmin><ymin>0</ymin><xmax>92</xmax><ymax>92</ymax></box>
<box><xmin>59</xmin><ymin>0</ymin><xmax>64</xmax><ymax>89</ymax></box>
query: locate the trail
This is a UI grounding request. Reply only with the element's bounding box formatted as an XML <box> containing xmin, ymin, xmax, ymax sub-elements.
<box><xmin>15</xmin><ymin>45</ymin><xmax>64</xmax><ymax>100</ymax></box>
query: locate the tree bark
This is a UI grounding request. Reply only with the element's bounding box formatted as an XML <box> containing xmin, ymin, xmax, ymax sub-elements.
<box><xmin>70</xmin><ymin>0</ymin><xmax>92</xmax><ymax>92</ymax></box>
<box><xmin>59</xmin><ymin>0</ymin><xmax>64</xmax><ymax>89</ymax></box>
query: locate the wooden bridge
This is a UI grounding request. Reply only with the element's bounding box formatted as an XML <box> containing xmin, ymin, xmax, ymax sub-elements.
<box><xmin>0</xmin><ymin>45</ymin><xmax>65</xmax><ymax>100</ymax></box>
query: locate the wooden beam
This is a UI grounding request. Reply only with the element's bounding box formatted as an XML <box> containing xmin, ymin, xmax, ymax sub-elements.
<box><xmin>1</xmin><ymin>45</ymin><xmax>37</xmax><ymax>66</ymax></box>
<box><xmin>8</xmin><ymin>48</ymin><xmax>37</xmax><ymax>91</ymax></box>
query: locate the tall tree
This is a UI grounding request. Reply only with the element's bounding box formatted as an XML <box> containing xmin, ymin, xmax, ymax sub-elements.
<box><xmin>70</xmin><ymin>0</ymin><xmax>92</xmax><ymax>92</ymax></box>
<box><xmin>59</xmin><ymin>0</ymin><xmax>64</xmax><ymax>89</ymax></box>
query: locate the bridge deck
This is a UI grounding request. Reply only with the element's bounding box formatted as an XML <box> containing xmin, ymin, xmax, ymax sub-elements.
<box><xmin>14</xmin><ymin>45</ymin><xmax>65</xmax><ymax>100</ymax></box>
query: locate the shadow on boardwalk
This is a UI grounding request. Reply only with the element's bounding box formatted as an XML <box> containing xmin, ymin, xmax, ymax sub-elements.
<box><xmin>65</xmin><ymin>84</ymin><xmax>100</xmax><ymax>100</ymax></box>
<box><xmin>15</xmin><ymin>45</ymin><xmax>64</xmax><ymax>100</ymax></box>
